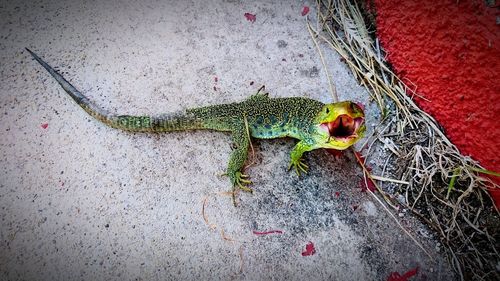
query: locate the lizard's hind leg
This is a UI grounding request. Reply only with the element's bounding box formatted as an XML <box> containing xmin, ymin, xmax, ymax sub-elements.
<box><xmin>227</xmin><ymin>121</ymin><xmax>253</xmax><ymax>206</ymax></box>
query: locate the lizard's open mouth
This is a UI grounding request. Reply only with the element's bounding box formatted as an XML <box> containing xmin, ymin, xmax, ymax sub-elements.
<box><xmin>323</xmin><ymin>115</ymin><xmax>365</xmax><ymax>140</ymax></box>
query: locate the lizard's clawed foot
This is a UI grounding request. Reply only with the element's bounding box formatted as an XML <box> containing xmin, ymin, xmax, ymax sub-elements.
<box><xmin>230</xmin><ymin>171</ymin><xmax>253</xmax><ymax>206</ymax></box>
<box><xmin>288</xmin><ymin>158</ymin><xmax>309</xmax><ymax>176</ymax></box>
<box><xmin>235</xmin><ymin>172</ymin><xmax>253</xmax><ymax>192</ymax></box>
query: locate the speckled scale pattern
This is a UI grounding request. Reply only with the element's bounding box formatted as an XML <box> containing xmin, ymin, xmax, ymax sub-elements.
<box><xmin>183</xmin><ymin>94</ymin><xmax>323</xmax><ymax>187</ymax></box>
<box><xmin>112</xmin><ymin>113</ymin><xmax>204</xmax><ymax>132</ymax></box>
<box><xmin>187</xmin><ymin>94</ymin><xmax>325</xmax><ymax>140</ymax></box>
<box><xmin>109</xmin><ymin>94</ymin><xmax>326</xmax><ymax>136</ymax></box>
<box><xmin>185</xmin><ymin>94</ymin><xmax>325</xmax><ymax>189</ymax></box>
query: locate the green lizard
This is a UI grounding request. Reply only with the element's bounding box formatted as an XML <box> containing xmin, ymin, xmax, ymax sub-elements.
<box><xmin>26</xmin><ymin>48</ymin><xmax>366</xmax><ymax>204</ymax></box>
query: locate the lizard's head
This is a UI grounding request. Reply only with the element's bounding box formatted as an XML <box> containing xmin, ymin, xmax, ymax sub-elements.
<box><xmin>314</xmin><ymin>101</ymin><xmax>366</xmax><ymax>150</ymax></box>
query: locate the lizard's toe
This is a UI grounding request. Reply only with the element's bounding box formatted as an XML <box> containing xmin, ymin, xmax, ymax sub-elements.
<box><xmin>229</xmin><ymin>171</ymin><xmax>254</xmax><ymax>206</ymax></box>
<box><xmin>289</xmin><ymin>159</ymin><xmax>309</xmax><ymax>177</ymax></box>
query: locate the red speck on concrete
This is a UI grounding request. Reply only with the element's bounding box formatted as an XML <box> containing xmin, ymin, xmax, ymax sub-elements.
<box><xmin>301</xmin><ymin>6</ymin><xmax>310</xmax><ymax>16</ymax></box>
<box><xmin>41</xmin><ymin>123</ymin><xmax>48</xmax><ymax>129</ymax></box>
<box><xmin>244</xmin><ymin>13</ymin><xmax>256</xmax><ymax>23</ymax></box>
<box><xmin>387</xmin><ymin>267</ymin><xmax>419</xmax><ymax>281</ymax></box>
<box><xmin>301</xmin><ymin>241</ymin><xmax>316</xmax><ymax>256</ymax></box>
<box><xmin>374</xmin><ymin>0</ymin><xmax>500</xmax><ymax>206</ymax></box>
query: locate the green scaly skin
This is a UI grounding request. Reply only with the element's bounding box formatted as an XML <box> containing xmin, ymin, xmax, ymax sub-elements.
<box><xmin>26</xmin><ymin>48</ymin><xmax>366</xmax><ymax>205</ymax></box>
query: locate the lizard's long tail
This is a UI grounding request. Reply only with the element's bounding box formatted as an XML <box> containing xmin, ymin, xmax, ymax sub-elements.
<box><xmin>26</xmin><ymin>48</ymin><xmax>204</xmax><ymax>132</ymax></box>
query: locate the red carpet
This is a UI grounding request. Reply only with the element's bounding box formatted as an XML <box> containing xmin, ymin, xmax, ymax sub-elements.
<box><xmin>373</xmin><ymin>0</ymin><xmax>499</xmax><ymax>204</ymax></box>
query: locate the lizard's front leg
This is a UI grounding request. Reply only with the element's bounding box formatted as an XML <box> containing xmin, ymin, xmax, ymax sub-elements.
<box><xmin>227</xmin><ymin>122</ymin><xmax>253</xmax><ymax>206</ymax></box>
<box><xmin>288</xmin><ymin>140</ymin><xmax>314</xmax><ymax>176</ymax></box>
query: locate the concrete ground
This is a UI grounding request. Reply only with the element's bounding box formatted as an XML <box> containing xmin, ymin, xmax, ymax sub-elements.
<box><xmin>0</xmin><ymin>0</ymin><xmax>454</xmax><ymax>280</ymax></box>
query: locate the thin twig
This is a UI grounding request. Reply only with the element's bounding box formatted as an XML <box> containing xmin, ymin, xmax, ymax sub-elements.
<box><xmin>371</xmin><ymin>175</ymin><xmax>409</xmax><ymax>185</ymax></box>
<box><xmin>307</xmin><ymin>20</ymin><xmax>338</xmax><ymax>102</ymax></box>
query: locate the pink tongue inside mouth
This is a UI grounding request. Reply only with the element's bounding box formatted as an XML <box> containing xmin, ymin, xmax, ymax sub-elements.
<box><xmin>329</xmin><ymin>115</ymin><xmax>356</xmax><ymax>137</ymax></box>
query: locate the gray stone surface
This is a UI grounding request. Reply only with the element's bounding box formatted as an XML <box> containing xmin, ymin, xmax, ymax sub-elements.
<box><xmin>0</xmin><ymin>0</ymin><xmax>453</xmax><ymax>280</ymax></box>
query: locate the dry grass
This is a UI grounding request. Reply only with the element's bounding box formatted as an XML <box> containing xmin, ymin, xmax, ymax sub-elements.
<box><xmin>308</xmin><ymin>0</ymin><xmax>500</xmax><ymax>279</ymax></box>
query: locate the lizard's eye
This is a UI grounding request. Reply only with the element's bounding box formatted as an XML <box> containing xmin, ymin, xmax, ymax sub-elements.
<box><xmin>325</xmin><ymin>108</ymin><xmax>330</xmax><ymax>114</ymax></box>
